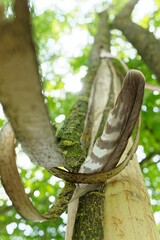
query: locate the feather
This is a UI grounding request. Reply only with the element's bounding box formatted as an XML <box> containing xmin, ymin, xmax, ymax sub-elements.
<box><xmin>49</xmin><ymin>70</ymin><xmax>145</xmax><ymax>186</ymax></box>
<box><xmin>80</xmin><ymin>69</ymin><xmax>145</xmax><ymax>174</ymax></box>
<box><xmin>70</xmin><ymin>69</ymin><xmax>145</xmax><ymax>200</ymax></box>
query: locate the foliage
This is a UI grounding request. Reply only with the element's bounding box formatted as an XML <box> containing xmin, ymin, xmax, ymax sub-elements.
<box><xmin>0</xmin><ymin>0</ymin><xmax>160</xmax><ymax>239</ymax></box>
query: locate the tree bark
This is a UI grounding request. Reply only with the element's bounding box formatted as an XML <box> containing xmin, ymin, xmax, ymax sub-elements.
<box><xmin>0</xmin><ymin>0</ymin><xmax>66</xmax><ymax>169</ymax></box>
<box><xmin>68</xmin><ymin>7</ymin><xmax>160</xmax><ymax>240</ymax></box>
<box><xmin>72</xmin><ymin>67</ymin><xmax>159</xmax><ymax>239</ymax></box>
<box><xmin>104</xmin><ymin>140</ymin><xmax>160</xmax><ymax>240</ymax></box>
<box><xmin>66</xmin><ymin>11</ymin><xmax>114</xmax><ymax>240</ymax></box>
<box><xmin>0</xmin><ymin>1</ymin><xmax>159</xmax><ymax>239</ymax></box>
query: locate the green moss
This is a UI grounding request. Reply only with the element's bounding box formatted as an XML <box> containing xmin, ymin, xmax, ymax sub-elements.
<box><xmin>44</xmin><ymin>182</ymin><xmax>75</xmax><ymax>220</ymax></box>
<box><xmin>57</xmin><ymin>70</ymin><xmax>99</xmax><ymax>170</ymax></box>
<box><xmin>57</xmin><ymin>94</ymin><xmax>88</xmax><ymax>169</ymax></box>
<box><xmin>54</xmin><ymin>10</ymin><xmax>111</xmax><ymax>240</ymax></box>
<box><xmin>61</xmin><ymin>140</ymin><xmax>79</xmax><ymax>147</ymax></box>
<box><xmin>73</xmin><ymin>187</ymin><xmax>105</xmax><ymax>240</ymax></box>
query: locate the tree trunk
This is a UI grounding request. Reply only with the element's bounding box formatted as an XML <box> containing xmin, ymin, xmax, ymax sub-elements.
<box><xmin>104</xmin><ymin>140</ymin><xmax>159</xmax><ymax>240</ymax></box>
<box><xmin>66</xmin><ymin>9</ymin><xmax>160</xmax><ymax>240</ymax></box>
<box><xmin>0</xmin><ymin>1</ymin><xmax>159</xmax><ymax>239</ymax></box>
<box><xmin>71</xmin><ymin>73</ymin><xmax>159</xmax><ymax>239</ymax></box>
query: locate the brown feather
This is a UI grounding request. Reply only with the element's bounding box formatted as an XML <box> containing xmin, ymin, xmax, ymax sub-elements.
<box><xmin>102</xmin><ymin>69</ymin><xmax>145</xmax><ymax>171</ymax></box>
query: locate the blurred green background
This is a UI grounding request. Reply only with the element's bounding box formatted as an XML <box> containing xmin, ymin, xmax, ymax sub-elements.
<box><xmin>0</xmin><ymin>0</ymin><xmax>160</xmax><ymax>239</ymax></box>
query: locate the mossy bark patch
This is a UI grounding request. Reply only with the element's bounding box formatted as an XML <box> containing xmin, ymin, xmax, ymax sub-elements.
<box><xmin>73</xmin><ymin>188</ymin><xmax>105</xmax><ymax>240</ymax></box>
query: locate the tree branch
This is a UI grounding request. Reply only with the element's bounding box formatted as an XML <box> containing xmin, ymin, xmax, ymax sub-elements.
<box><xmin>112</xmin><ymin>0</ymin><xmax>160</xmax><ymax>82</ymax></box>
<box><xmin>65</xmin><ymin>11</ymin><xmax>113</xmax><ymax>240</ymax></box>
<box><xmin>0</xmin><ymin>0</ymin><xmax>66</xmax><ymax>169</ymax></box>
<box><xmin>145</xmin><ymin>83</ymin><xmax>160</xmax><ymax>92</ymax></box>
<box><xmin>0</xmin><ymin>3</ymin><xmax>4</xmax><ymax>21</ymax></box>
<box><xmin>14</xmin><ymin>0</ymin><xmax>30</xmax><ymax>23</ymax></box>
<box><xmin>57</xmin><ymin>11</ymin><xmax>111</xmax><ymax>170</ymax></box>
<box><xmin>114</xmin><ymin>0</ymin><xmax>139</xmax><ymax>19</ymax></box>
